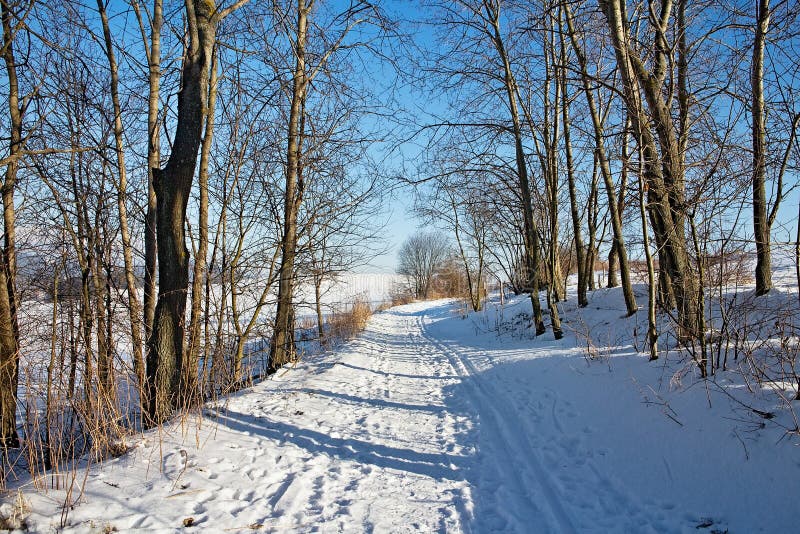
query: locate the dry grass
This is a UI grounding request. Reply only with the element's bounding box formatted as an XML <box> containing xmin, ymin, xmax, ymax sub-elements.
<box><xmin>0</xmin><ymin>490</ymin><xmax>29</xmax><ymax>530</ymax></box>
<box><xmin>328</xmin><ymin>299</ymin><xmax>372</xmax><ymax>341</ymax></box>
<box><xmin>390</xmin><ymin>290</ymin><xmax>415</xmax><ymax>307</ymax></box>
<box><xmin>374</xmin><ymin>301</ymin><xmax>393</xmax><ymax>312</ymax></box>
<box><xmin>703</xmin><ymin>251</ymin><xmax>754</xmax><ymax>287</ymax></box>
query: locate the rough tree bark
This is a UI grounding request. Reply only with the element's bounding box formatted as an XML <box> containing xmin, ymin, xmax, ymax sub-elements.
<box><xmin>599</xmin><ymin>0</ymin><xmax>698</xmax><ymax>343</ymax></box>
<box><xmin>0</xmin><ymin>0</ymin><xmax>23</xmax><ymax>448</ymax></box>
<box><xmin>564</xmin><ymin>2</ymin><xmax>637</xmax><ymax>316</ymax></box>
<box><xmin>752</xmin><ymin>0</ymin><xmax>771</xmax><ymax>296</ymax></box>
<box><xmin>485</xmin><ymin>0</ymin><xmax>546</xmax><ymax>335</ymax></box>
<box><xmin>188</xmin><ymin>46</ymin><xmax>217</xmax><ymax>396</ymax></box>
<box><xmin>147</xmin><ymin>0</ymin><xmax>247</xmax><ymax>424</ymax></box>
<box><xmin>270</xmin><ymin>0</ymin><xmax>311</xmax><ymax>372</ymax></box>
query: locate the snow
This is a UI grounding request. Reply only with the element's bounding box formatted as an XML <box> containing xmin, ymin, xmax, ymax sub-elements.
<box><xmin>10</xmin><ymin>283</ymin><xmax>800</xmax><ymax>533</ymax></box>
<box><xmin>295</xmin><ymin>272</ymin><xmax>405</xmax><ymax>311</ymax></box>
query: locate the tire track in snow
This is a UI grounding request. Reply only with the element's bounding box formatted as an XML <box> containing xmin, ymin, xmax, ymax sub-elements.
<box><xmin>416</xmin><ymin>314</ymin><xmax>577</xmax><ymax>534</ymax></box>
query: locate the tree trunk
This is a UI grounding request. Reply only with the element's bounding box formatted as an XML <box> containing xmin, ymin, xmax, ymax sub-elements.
<box><xmin>558</xmin><ymin>11</ymin><xmax>587</xmax><ymax>307</ymax></box>
<box><xmin>188</xmin><ymin>46</ymin><xmax>218</xmax><ymax>400</ymax></box>
<box><xmin>486</xmin><ymin>2</ymin><xmax>545</xmax><ymax>335</ymax></box>
<box><xmin>543</xmin><ymin>17</ymin><xmax>563</xmax><ymax>336</ymax></box>
<box><xmin>271</xmin><ymin>0</ymin><xmax>310</xmax><ymax>371</ymax></box>
<box><xmin>752</xmin><ymin>0</ymin><xmax>771</xmax><ymax>296</ymax></box>
<box><xmin>599</xmin><ymin>0</ymin><xmax>697</xmax><ymax>339</ymax></box>
<box><xmin>315</xmin><ymin>275</ymin><xmax>325</xmax><ymax>343</ymax></box>
<box><xmin>144</xmin><ymin>0</ymin><xmax>162</xmax><ymax>343</ymax></box>
<box><xmin>96</xmin><ymin>0</ymin><xmax>146</xmax><ymax>412</ymax></box>
<box><xmin>689</xmin><ymin>215</ymin><xmax>708</xmax><ymax>376</ymax></box>
<box><xmin>147</xmin><ymin>0</ymin><xmax>218</xmax><ymax>425</ymax></box>
<box><xmin>637</xmin><ymin>144</ymin><xmax>659</xmax><ymax>361</ymax></box>
<box><xmin>0</xmin><ymin>1</ymin><xmax>21</xmax><ymax>448</ymax></box>
<box><xmin>586</xmin><ymin>155</ymin><xmax>600</xmax><ymax>291</ymax></box>
<box><xmin>607</xmin><ymin>243</ymin><xmax>619</xmax><ymax>287</ymax></box>
<box><xmin>565</xmin><ymin>2</ymin><xmax>636</xmax><ymax>316</ymax></box>
<box><xmin>92</xmin><ymin>227</ymin><xmax>113</xmax><ymax>401</ymax></box>
<box><xmin>451</xmin><ymin>193</ymin><xmax>481</xmax><ymax>312</ymax></box>
<box><xmin>130</xmin><ymin>0</ymin><xmax>163</xmax><ymax>349</ymax></box>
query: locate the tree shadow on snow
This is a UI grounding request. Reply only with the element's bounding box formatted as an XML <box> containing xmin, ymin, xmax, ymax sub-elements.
<box><xmin>209</xmin><ymin>409</ymin><xmax>463</xmax><ymax>482</ymax></box>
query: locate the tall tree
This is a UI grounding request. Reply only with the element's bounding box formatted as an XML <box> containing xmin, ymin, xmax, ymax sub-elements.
<box><xmin>147</xmin><ymin>0</ymin><xmax>247</xmax><ymax>424</ymax></box>
<box><xmin>397</xmin><ymin>231</ymin><xmax>452</xmax><ymax>299</ymax></box>
<box><xmin>484</xmin><ymin>0</ymin><xmax>547</xmax><ymax>335</ymax></box>
<box><xmin>130</xmin><ymin>0</ymin><xmax>163</xmax><ymax>345</ymax></box>
<box><xmin>563</xmin><ymin>0</ymin><xmax>637</xmax><ymax>316</ymax></box>
<box><xmin>751</xmin><ymin>0</ymin><xmax>771</xmax><ymax>296</ymax></box>
<box><xmin>270</xmin><ymin>0</ymin><xmax>379</xmax><ymax>370</ymax></box>
<box><xmin>557</xmin><ymin>10</ymin><xmax>587</xmax><ymax>308</ymax></box>
<box><xmin>599</xmin><ymin>0</ymin><xmax>698</xmax><ymax>346</ymax></box>
<box><xmin>269</xmin><ymin>0</ymin><xmax>312</xmax><ymax>372</ymax></box>
<box><xmin>187</xmin><ymin>44</ymin><xmax>217</xmax><ymax>398</ymax></box>
<box><xmin>96</xmin><ymin>0</ymin><xmax>146</xmax><ymax>412</ymax></box>
<box><xmin>0</xmin><ymin>0</ymin><xmax>28</xmax><ymax>448</ymax></box>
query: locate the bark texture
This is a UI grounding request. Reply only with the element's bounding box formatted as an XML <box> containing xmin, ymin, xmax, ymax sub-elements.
<box><xmin>147</xmin><ymin>0</ymin><xmax>218</xmax><ymax>424</ymax></box>
<box><xmin>0</xmin><ymin>0</ymin><xmax>22</xmax><ymax>448</ymax></box>
<box><xmin>752</xmin><ymin>0</ymin><xmax>771</xmax><ymax>296</ymax></box>
<box><xmin>270</xmin><ymin>0</ymin><xmax>310</xmax><ymax>372</ymax></box>
<box><xmin>599</xmin><ymin>0</ymin><xmax>698</xmax><ymax>342</ymax></box>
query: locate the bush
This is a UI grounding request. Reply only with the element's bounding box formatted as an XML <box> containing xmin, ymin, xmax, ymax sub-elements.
<box><xmin>389</xmin><ymin>286</ymin><xmax>415</xmax><ymax>307</ymax></box>
<box><xmin>328</xmin><ymin>299</ymin><xmax>372</xmax><ymax>341</ymax></box>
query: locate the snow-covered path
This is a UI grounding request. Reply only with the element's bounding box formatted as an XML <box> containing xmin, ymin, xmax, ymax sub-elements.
<box><xmin>21</xmin><ymin>298</ymin><xmax>800</xmax><ymax>532</ymax></box>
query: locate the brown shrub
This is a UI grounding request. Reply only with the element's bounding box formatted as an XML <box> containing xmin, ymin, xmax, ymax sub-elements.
<box><xmin>329</xmin><ymin>299</ymin><xmax>372</xmax><ymax>341</ymax></box>
<box><xmin>390</xmin><ymin>287</ymin><xmax>415</xmax><ymax>307</ymax></box>
<box><xmin>702</xmin><ymin>251</ymin><xmax>754</xmax><ymax>287</ymax></box>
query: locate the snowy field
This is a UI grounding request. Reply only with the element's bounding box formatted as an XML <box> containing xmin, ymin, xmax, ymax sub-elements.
<box><xmin>295</xmin><ymin>272</ymin><xmax>405</xmax><ymax>315</ymax></box>
<box><xmin>8</xmin><ymin>281</ymin><xmax>800</xmax><ymax>533</ymax></box>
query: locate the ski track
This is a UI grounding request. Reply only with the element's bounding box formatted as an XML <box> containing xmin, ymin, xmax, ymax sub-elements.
<box><xmin>419</xmin><ymin>306</ymin><xmax>685</xmax><ymax>534</ymax></box>
<box><xmin>418</xmin><ymin>314</ymin><xmax>576</xmax><ymax>533</ymax></box>
<box><xmin>27</xmin><ymin>300</ymin><xmax>695</xmax><ymax>532</ymax></box>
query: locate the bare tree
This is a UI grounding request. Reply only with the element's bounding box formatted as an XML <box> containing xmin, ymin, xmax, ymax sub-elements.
<box><xmin>752</xmin><ymin>0</ymin><xmax>772</xmax><ymax>296</ymax></box>
<box><xmin>0</xmin><ymin>0</ymin><xmax>30</xmax><ymax>448</ymax></box>
<box><xmin>598</xmin><ymin>0</ymin><xmax>698</xmax><ymax>347</ymax></box>
<box><xmin>130</xmin><ymin>0</ymin><xmax>163</xmax><ymax>345</ymax></box>
<box><xmin>749</xmin><ymin>0</ymin><xmax>799</xmax><ymax>296</ymax></box>
<box><xmin>397</xmin><ymin>231</ymin><xmax>452</xmax><ymax>299</ymax></box>
<box><xmin>269</xmin><ymin>0</ymin><xmax>313</xmax><ymax>372</ymax></box>
<box><xmin>563</xmin><ymin>0</ymin><xmax>636</xmax><ymax>316</ymax></box>
<box><xmin>269</xmin><ymin>0</ymin><xmax>387</xmax><ymax>371</ymax></box>
<box><xmin>95</xmin><ymin>0</ymin><xmax>146</xmax><ymax>414</ymax></box>
<box><xmin>147</xmin><ymin>0</ymin><xmax>247</xmax><ymax>425</ymax></box>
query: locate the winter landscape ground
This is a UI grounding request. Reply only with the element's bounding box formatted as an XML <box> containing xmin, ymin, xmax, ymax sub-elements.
<box><xmin>2</xmin><ymin>2</ymin><xmax>800</xmax><ymax>532</ymax></box>
<box><xmin>7</xmin><ymin>275</ymin><xmax>800</xmax><ymax>533</ymax></box>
